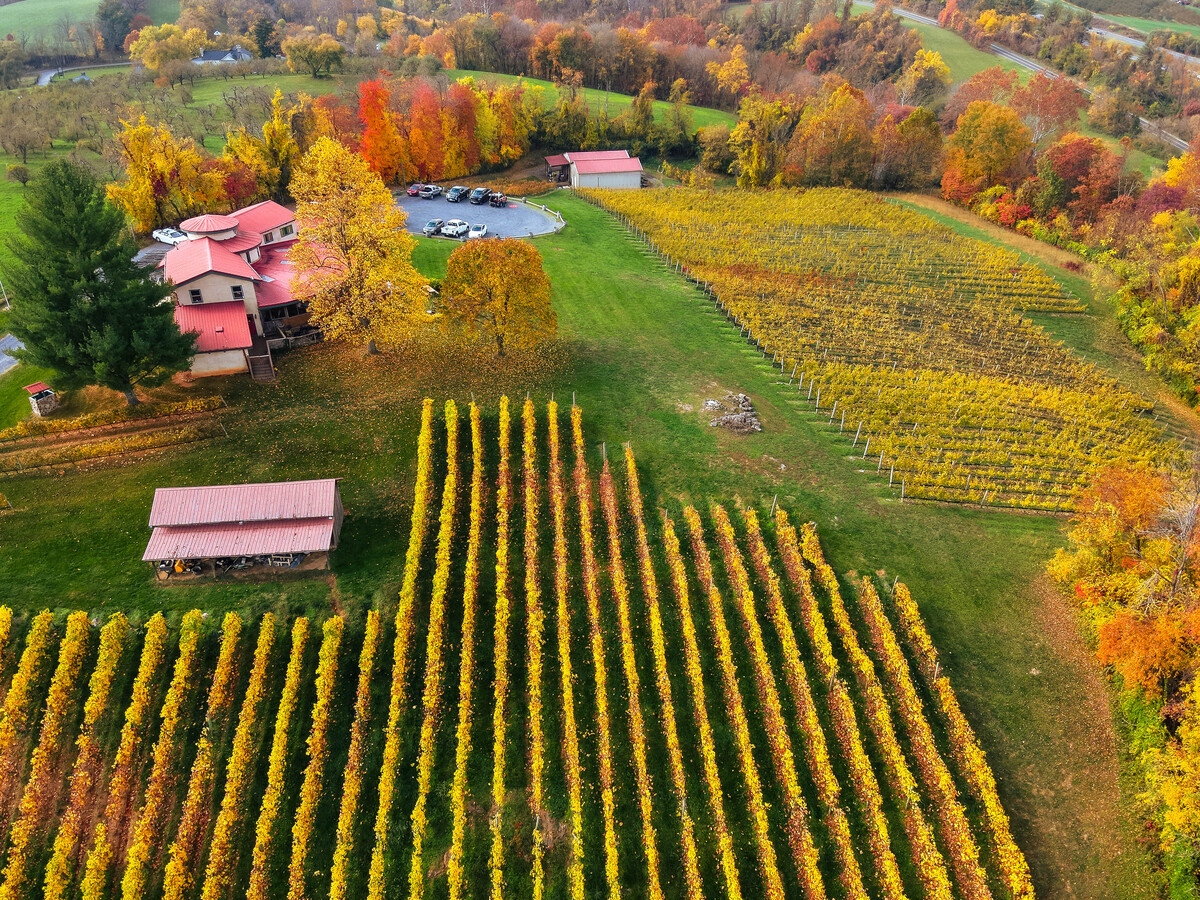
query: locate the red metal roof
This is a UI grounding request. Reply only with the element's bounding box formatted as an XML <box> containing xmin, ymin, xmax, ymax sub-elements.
<box><xmin>573</xmin><ymin>157</ymin><xmax>643</xmax><ymax>174</ymax></box>
<box><xmin>253</xmin><ymin>249</ymin><xmax>297</xmax><ymax>308</ymax></box>
<box><xmin>174</xmin><ymin>301</ymin><xmax>253</xmax><ymax>353</ymax></box>
<box><xmin>544</xmin><ymin>154</ymin><xmax>568</xmax><ymax>167</ymax></box>
<box><xmin>565</xmin><ymin>150</ymin><xmax>630</xmax><ymax>161</ymax></box>
<box><xmin>23</xmin><ymin>382</ymin><xmax>51</xmax><ymax>394</ymax></box>
<box><xmin>142</xmin><ymin>519</ymin><xmax>335</xmax><ymax>560</ymax></box>
<box><xmin>179</xmin><ymin>213</ymin><xmax>239</xmax><ymax>234</ymax></box>
<box><xmin>232</xmin><ymin>200</ymin><xmax>296</xmax><ymax>234</ymax></box>
<box><xmin>148</xmin><ymin>478</ymin><xmax>340</xmax><ymax>528</ymax></box>
<box><xmin>213</xmin><ymin>228</ymin><xmax>264</xmax><ymax>254</ymax></box>
<box><xmin>162</xmin><ymin>237</ymin><xmax>261</xmax><ymax>286</ymax></box>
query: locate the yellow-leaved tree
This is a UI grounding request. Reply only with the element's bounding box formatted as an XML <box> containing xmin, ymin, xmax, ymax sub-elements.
<box><xmin>107</xmin><ymin>117</ymin><xmax>227</xmax><ymax>232</ymax></box>
<box><xmin>127</xmin><ymin>24</ymin><xmax>208</xmax><ymax>71</ymax></box>
<box><xmin>224</xmin><ymin>90</ymin><xmax>303</xmax><ymax>203</ymax></box>
<box><xmin>288</xmin><ymin>137</ymin><xmax>428</xmax><ymax>351</ymax></box>
<box><xmin>440</xmin><ymin>238</ymin><xmax>556</xmax><ymax>357</ymax></box>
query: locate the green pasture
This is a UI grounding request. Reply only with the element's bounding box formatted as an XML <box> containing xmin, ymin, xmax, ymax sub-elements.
<box><xmin>0</xmin><ymin>0</ymin><xmax>178</xmax><ymax>39</ymax></box>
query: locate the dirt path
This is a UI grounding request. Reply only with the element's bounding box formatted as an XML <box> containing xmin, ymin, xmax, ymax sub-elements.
<box><xmin>1015</xmin><ymin>577</ymin><xmax>1158</xmax><ymax>898</ymax></box>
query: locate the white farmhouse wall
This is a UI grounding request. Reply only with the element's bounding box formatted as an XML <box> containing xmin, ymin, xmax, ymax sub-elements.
<box><xmin>570</xmin><ymin>170</ymin><xmax>641</xmax><ymax>189</ymax></box>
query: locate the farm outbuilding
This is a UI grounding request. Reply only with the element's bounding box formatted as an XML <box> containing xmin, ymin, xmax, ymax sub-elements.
<box><xmin>143</xmin><ymin>478</ymin><xmax>343</xmax><ymax>577</ymax></box>
<box><xmin>566</xmin><ymin>151</ymin><xmax>643</xmax><ymax>189</ymax></box>
<box><xmin>545</xmin><ymin>150</ymin><xmax>643</xmax><ymax>189</ymax></box>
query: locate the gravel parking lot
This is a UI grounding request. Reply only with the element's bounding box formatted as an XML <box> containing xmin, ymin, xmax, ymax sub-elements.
<box><xmin>398</xmin><ymin>193</ymin><xmax>560</xmax><ymax>241</ymax></box>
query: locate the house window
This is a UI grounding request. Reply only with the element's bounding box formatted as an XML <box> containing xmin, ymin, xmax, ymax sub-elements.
<box><xmin>188</xmin><ymin>289</ymin><xmax>202</xmax><ymax>304</ymax></box>
<box><xmin>231</xmin><ymin>285</ymin><xmax>245</xmax><ymax>300</ymax></box>
<box><xmin>280</xmin><ymin>224</ymin><xmax>294</xmax><ymax>237</ymax></box>
<box><xmin>263</xmin><ymin>231</ymin><xmax>274</xmax><ymax>242</ymax></box>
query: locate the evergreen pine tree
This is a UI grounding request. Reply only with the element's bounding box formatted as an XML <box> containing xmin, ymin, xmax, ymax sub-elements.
<box><xmin>3</xmin><ymin>160</ymin><xmax>196</xmax><ymax>405</ymax></box>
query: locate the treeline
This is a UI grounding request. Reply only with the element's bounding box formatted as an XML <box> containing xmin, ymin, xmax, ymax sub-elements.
<box><xmin>1049</xmin><ymin>461</ymin><xmax>1200</xmax><ymax>891</ymax></box>
<box><xmin>940</xmin><ymin>0</ymin><xmax>1198</xmax><ymax>135</ymax></box>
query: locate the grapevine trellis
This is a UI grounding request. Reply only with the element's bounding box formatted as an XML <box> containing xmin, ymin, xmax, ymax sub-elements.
<box><xmin>0</xmin><ymin>399</ymin><xmax>1033</xmax><ymax>900</ymax></box>
<box><xmin>581</xmin><ymin>186</ymin><xmax>1176</xmax><ymax>511</ymax></box>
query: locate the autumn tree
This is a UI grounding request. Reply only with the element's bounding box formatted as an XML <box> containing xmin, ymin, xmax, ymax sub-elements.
<box><xmin>107</xmin><ymin>117</ymin><xmax>226</xmax><ymax>231</ymax></box>
<box><xmin>873</xmin><ymin>107</ymin><xmax>943</xmax><ymax>188</ymax></box>
<box><xmin>289</xmin><ymin>137</ymin><xmax>428</xmax><ymax>351</ymax></box>
<box><xmin>729</xmin><ymin>91</ymin><xmax>800</xmax><ymax>187</ymax></box>
<box><xmin>783</xmin><ymin>81</ymin><xmax>874</xmax><ymax>187</ymax></box>
<box><xmin>359</xmin><ymin>79</ymin><xmax>406</xmax><ymax>183</ymax></box>
<box><xmin>940</xmin><ymin>65</ymin><xmax>1018</xmax><ymax>129</ymax></box>
<box><xmin>2</xmin><ymin>160</ymin><xmax>194</xmax><ymax>404</ymax></box>
<box><xmin>96</xmin><ymin>0</ymin><xmax>133</xmax><ymax>53</ymax></box>
<box><xmin>282</xmin><ymin>33</ymin><xmax>344</xmax><ymax>78</ymax></box>
<box><xmin>895</xmin><ymin>49</ymin><xmax>952</xmax><ymax>106</ymax></box>
<box><xmin>944</xmin><ymin>100</ymin><xmax>1031</xmax><ymax>189</ymax></box>
<box><xmin>127</xmin><ymin>24</ymin><xmax>207</xmax><ymax>71</ymax></box>
<box><xmin>441</xmin><ymin>238</ymin><xmax>556</xmax><ymax>357</ymax></box>
<box><xmin>707</xmin><ymin>44</ymin><xmax>751</xmax><ymax>104</ymax></box>
<box><xmin>224</xmin><ymin>90</ymin><xmax>302</xmax><ymax>202</ymax></box>
<box><xmin>1011</xmin><ymin>72</ymin><xmax>1088</xmax><ymax>145</ymax></box>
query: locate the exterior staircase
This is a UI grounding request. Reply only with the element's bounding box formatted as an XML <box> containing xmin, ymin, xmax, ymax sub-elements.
<box><xmin>248</xmin><ymin>334</ymin><xmax>276</xmax><ymax>382</ymax></box>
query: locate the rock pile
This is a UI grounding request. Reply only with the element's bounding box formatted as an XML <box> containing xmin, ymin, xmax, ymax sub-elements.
<box><xmin>707</xmin><ymin>392</ymin><xmax>762</xmax><ymax>434</ymax></box>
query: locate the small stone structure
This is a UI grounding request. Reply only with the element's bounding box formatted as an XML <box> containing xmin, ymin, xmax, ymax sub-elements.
<box><xmin>24</xmin><ymin>383</ymin><xmax>59</xmax><ymax>417</ymax></box>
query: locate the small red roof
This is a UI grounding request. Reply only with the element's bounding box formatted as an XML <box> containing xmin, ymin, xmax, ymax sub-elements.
<box><xmin>174</xmin><ymin>301</ymin><xmax>253</xmax><ymax>353</ymax></box>
<box><xmin>573</xmin><ymin>157</ymin><xmax>643</xmax><ymax>174</ymax></box>
<box><xmin>162</xmin><ymin>237</ymin><xmax>260</xmax><ymax>286</ymax></box>
<box><xmin>142</xmin><ymin>519</ymin><xmax>335</xmax><ymax>560</ymax></box>
<box><xmin>148</xmin><ymin>478</ymin><xmax>341</xmax><ymax>528</ymax></box>
<box><xmin>179</xmin><ymin>213</ymin><xmax>239</xmax><ymax>234</ymax></box>
<box><xmin>214</xmin><ymin>228</ymin><xmax>264</xmax><ymax>254</ymax></box>
<box><xmin>544</xmin><ymin>154</ymin><xmax>568</xmax><ymax>167</ymax></box>
<box><xmin>232</xmin><ymin>200</ymin><xmax>296</xmax><ymax>235</ymax></box>
<box><xmin>23</xmin><ymin>382</ymin><xmax>51</xmax><ymax>395</ymax></box>
<box><xmin>565</xmin><ymin>150</ymin><xmax>631</xmax><ymax>162</ymax></box>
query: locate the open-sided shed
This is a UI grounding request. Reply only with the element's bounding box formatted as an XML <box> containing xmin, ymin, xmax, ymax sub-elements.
<box><xmin>143</xmin><ymin>478</ymin><xmax>343</xmax><ymax>577</ymax></box>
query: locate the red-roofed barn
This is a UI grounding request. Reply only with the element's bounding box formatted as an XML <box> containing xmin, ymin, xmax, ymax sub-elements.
<box><xmin>564</xmin><ymin>150</ymin><xmax>642</xmax><ymax>189</ymax></box>
<box><xmin>143</xmin><ymin>478</ymin><xmax>343</xmax><ymax>576</ymax></box>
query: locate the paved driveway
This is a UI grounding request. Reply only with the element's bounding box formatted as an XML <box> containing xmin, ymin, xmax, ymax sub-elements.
<box><xmin>0</xmin><ymin>334</ymin><xmax>23</xmax><ymax>377</ymax></box>
<box><xmin>398</xmin><ymin>194</ymin><xmax>561</xmax><ymax>241</ymax></box>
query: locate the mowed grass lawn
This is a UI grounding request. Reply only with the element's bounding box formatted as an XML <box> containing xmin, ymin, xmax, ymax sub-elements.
<box><xmin>0</xmin><ymin>190</ymin><xmax>1160</xmax><ymax>898</ymax></box>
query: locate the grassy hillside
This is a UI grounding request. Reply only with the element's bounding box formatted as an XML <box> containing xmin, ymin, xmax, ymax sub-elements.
<box><xmin>445</xmin><ymin>69</ymin><xmax>739</xmax><ymax>130</ymax></box>
<box><xmin>0</xmin><ymin>0</ymin><xmax>178</xmax><ymax>39</ymax></box>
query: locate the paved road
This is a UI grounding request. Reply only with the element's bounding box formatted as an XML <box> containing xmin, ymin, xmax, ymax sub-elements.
<box><xmin>0</xmin><ymin>334</ymin><xmax>23</xmax><ymax>377</ymax></box>
<box><xmin>987</xmin><ymin>43</ymin><xmax>1191</xmax><ymax>151</ymax></box>
<box><xmin>36</xmin><ymin>61</ymin><xmax>132</xmax><ymax>87</ymax></box>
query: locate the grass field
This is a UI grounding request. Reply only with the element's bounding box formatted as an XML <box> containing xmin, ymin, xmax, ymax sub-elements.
<box><xmin>0</xmin><ymin>190</ymin><xmax>1164</xmax><ymax>897</ymax></box>
<box><xmin>0</xmin><ymin>0</ymin><xmax>178</xmax><ymax>39</ymax></box>
<box><xmin>445</xmin><ymin>69</ymin><xmax>739</xmax><ymax>130</ymax></box>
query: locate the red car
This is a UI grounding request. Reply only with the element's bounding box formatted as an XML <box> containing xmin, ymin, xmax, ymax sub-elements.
<box><xmin>406</xmin><ymin>183</ymin><xmax>424</xmax><ymax>197</ymax></box>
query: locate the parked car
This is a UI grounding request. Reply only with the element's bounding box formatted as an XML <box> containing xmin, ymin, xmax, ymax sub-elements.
<box><xmin>406</xmin><ymin>183</ymin><xmax>425</xmax><ymax>196</ymax></box>
<box><xmin>488</xmin><ymin>192</ymin><xmax>508</xmax><ymax>208</ymax></box>
<box><xmin>422</xmin><ymin>218</ymin><xmax>445</xmax><ymax>237</ymax></box>
<box><xmin>419</xmin><ymin>184</ymin><xmax>443</xmax><ymax>199</ymax></box>
<box><xmin>447</xmin><ymin>185</ymin><xmax>470</xmax><ymax>202</ymax></box>
<box><xmin>469</xmin><ymin>186</ymin><xmax>491</xmax><ymax>204</ymax></box>
<box><xmin>441</xmin><ymin>219</ymin><xmax>469</xmax><ymax>238</ymax></box>
<box><xmin>152</xmin><ymin>227</ymin><xmax>188</xmax><ymax>245</ymax></box>
<box><xmin>467</xmin><ymin>223</ymin><xmax>488</xmax><ymax>239</ymax></box>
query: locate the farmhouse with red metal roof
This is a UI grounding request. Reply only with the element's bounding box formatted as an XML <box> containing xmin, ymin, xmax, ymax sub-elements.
<box><xmin>159</xmin><ymin>200</ymin><xmax>303</xmax><ymax>378</ymax></box>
